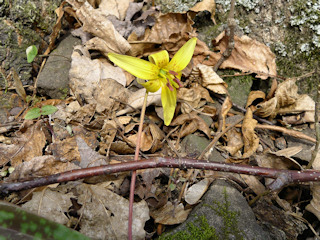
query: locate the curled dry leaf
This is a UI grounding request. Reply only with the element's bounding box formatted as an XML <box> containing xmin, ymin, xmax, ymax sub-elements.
<box><xmin>256</xmin><ymin>78</ymin><xmax>315</xmax><ymax>122</ymax></box>
<box><xmin>177</xmin><ymin>85</ymin><xmax>214</xmax><ymax>114</ymax></box>
<box><xmin>185</xmin><ymin>178</ymin><xmax>211</xmax><ymax>205</ymax></box>
<box><xmin>127</xmin><ymin>123</ymin><xmax>165</xmax><ymax>152</ymax></box>
<box><xmin>70</xmin><ymin>1</ymin><xmax>131</xmax><ymax>54</ymax></box>
<box><xmin>220</xmin><ymin>128</ymin><xmax>243</xmax><ymax>156</ymax></box>
<box><xmin>220</xmin><ymin>96</ymin><xmax>233</xmax><ymax>131</ymax></box>
<box><xmin>192</xmin><ymin>35</ymin><xmax>276</xmax><ymax>80</ymax></box>
<box><xmin>242</xmin><ymin>108</ymin><xmax>259</xmax><ymax>158</ymax></box>
<box><xmin>190</xmin><ymin>0</ymin><xmax>216</xmax><ymax>23</ymax></box>
<box><xmin>150</xmin><ymin>202</ymin><xmax>191</xmax><ymax>225</ymax></box>
<box><xmin>191</xmin><ymin>64</ymin><xmax>228</xmax><ymax>95</ymax></box>
<box><xmin>171</xmin><ymin>111</ymin><xmax>211</xmax><ymax>138</ymax></box>
<box><xmin>246</xmin><ymin>90</ymin><xmax>265</xmax><ymax>108</ymax></box>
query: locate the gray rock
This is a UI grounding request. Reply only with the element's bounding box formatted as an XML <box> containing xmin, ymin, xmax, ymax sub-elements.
<box><xmin>37</xmin><ymin>34</ymin><xmax>81</xmax><ymax>99</ymax></box>
<box><xmin>0</xmin><ymin>0</ymin><xmax>62</xmax><ymax>87</ymax></box>
<box><xmin>181</xmin><ymin>134</ymin><xmax>225</xmax><ymax>162</ymax></box>
<box><xmin>165</xmin><ymin>179</ymin><xmax>271</xmax><ymax>240</ymax></box>
<box><xmin>285</xmin><ymin>126</ymin><xmax>315</xmax><ymax>162</ymax></box>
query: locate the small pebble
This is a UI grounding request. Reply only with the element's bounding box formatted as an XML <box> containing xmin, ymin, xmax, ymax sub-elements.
<box><xmin>275</xmin><ymin>137</ymin><xmax>287</xmax><ymax>150</ymax></box>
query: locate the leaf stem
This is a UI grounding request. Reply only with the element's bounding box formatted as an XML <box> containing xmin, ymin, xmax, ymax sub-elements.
<box><xmin>128</xmin><ymin>90</ymin><xmax>148</xmax><ymax>240</ymax></box>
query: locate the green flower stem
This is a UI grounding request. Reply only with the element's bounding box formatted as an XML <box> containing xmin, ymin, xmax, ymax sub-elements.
<box><xmin>128</xmin><ymin>90</ymin><xmax>149</xmax><ymax>240</ymax></box>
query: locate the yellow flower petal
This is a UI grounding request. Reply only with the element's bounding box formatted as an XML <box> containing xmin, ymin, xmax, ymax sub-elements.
<box><xmin>137</xmin><ymin>78</ymin><xmax>162</xmax><ymax>92</ymax></box>
<box><xmin>161</xmin><ymin>86</ymin><xmax>177</xmax><ymax>126</ymax></box>
<box><xmin>167</xmin><ymin>37</ymin><xmax>197</xmax><ymax>72</ymax></box>
<box><xmin>108</xmin><ymin>52</ymin><xmax>160</xmax><ymax>80</ymax></box>
<box><xmin>148</xmin><ymin>50</ymin><xmax>169</xmax><ymax>68</ymax></box>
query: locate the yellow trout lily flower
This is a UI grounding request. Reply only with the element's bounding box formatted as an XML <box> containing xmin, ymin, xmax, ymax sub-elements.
<box><xmin>108</xmin><ymin>37</ymin><xmax>197</xmax><ymax>126</ymax></box>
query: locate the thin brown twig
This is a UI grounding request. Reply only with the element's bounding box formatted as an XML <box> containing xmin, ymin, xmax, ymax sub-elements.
<box><xmin>213</xmin><ymin>0</ymin><xmax>236</xmax><ymax>72</ymax></box>
<box><xmin>2</xmin><ymin>157</ymin><xmax>320</xmax><ymax>194</ymax></box>
<box><xmin>128</xmin><ymin>91</ymin><xmax>148</xmax><ymax>240</ymax></box>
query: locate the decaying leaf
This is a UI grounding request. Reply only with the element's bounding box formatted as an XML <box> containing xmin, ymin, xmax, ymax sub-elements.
<box><xmin>212</xmin><ymin>31</ymin><xmax>277</xmax><ymax>79</ymax></box>
<box><xmin>256</xmin><ymin>149</ymin><xmax>302</xmax><ymax>171</ymax></box>
<box><xmin>150</xmin><ymin>202</ymin><xmax>191</xmax><ymax>225</ymax></box>
<box><xmin>22</xmin><ymin>189</ymin><xmax>75</xmax><ymax>225</ymax></box>
<box><xmin>192</xmin><ymin>64</ymin><xmax>228</xmax><ymax>95</ymax></box>
<box><xmin>190</xmin><ymin>0</ymin><xmax>216</xmax><ymax>23</ymax></box>
<box><xmin>242</xmin><ymin>108</ymin><xmax>259</xmax><ymax>158</ymax></box>
<box><xmin>240</xmin><ymin>174</ymin><xmax>266</xmax><ymax>195</ymax></box>
<box><xmin>77</xmin><ymin>183</ymin><xmax>149</xmax><ymax>240</ymax></box>
<box><xmin>8</xmin><ymin>155</ymin><xmax>79</xmax><ymax>182</ymax></box>
<box><xmin>68</xmin><ymin>1</ymin><xmax>131</xmax><ymax>54</ymax></box>
<box><xmin>220</xmin><ymin>96</ymin><xmax>233</xmax><ymax>131</ymax></box>
<box><xmin>0</xmin><ymin>121</ymin><xmax>46</xmax><ymax>167</ymax></box>
<box><xmin>246</xmin><ymin>91</ymin><xmax>265</xmax><ymax>108</ymax></box>
<box><xmin>221</xmin><ymin>128</ymin><xmax>243</xmax><ymax>156</ymax></box>
<box><xmin>185</xmin><ymin>178</ymin><xmax>211</xmax><ymax>205</ymax></box>
<box><xmin>178</xmin><ymin>85</ymin><xmax>214</xmax><ymax>114</ymax></box>
<box><xmin>256</xmin><ymin>78</ymin><xmax>315</xmax><ymax>121</ymax></box>
<box><xmin>69</xmin><ymin>46</ymin><xmax>130</xmax><ymax>114</ymax></box>
<box><xmin>171</xmin><ymin>111</ymin><xmax>211</xmax><ymax>138</ymax></box>
<box><xmin>116</xmin><ymin>88</ymin><xmax>161</xmax><ymax>116</ymax></box>
<box><xmin>127</xmin><ymin>123</ymin><xmax>165</xmax><ymax>152</ymax></box>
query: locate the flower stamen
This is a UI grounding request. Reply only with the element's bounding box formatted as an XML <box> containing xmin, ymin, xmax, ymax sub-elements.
<box><xmin>166</xmin><ymin>79</ymin><xmax>174</xmax><ymax>91</ymax></box>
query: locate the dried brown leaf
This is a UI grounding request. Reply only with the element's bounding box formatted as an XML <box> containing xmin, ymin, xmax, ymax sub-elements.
<box><xmin>177</xmin><ymin>85</ymin><xmax>214</xmax><ymax>114</ymax></box>
<box><xmin>246</xmin><ymin>90</ymin><xmax>265</xmax><ymax>108</ymax></box>
<box><xmin>77</xmin><ymin>183</ymin><xmax>149</xmax><ymax>239</ymax></box>
<box><xmin>8</xmin><ymin>155</ymin><xmax>79</xmax><ymax>181</ymax></box>
<box><xmin>72</xmin><ymin>1</ymin><xmax>131</xmax><ymax>54</ymax></box>
<box><xmin>242</xmin><ymin>108</ymin><xmax>259</xmax><ymax>158</ymax></box>
<box><xmin>213</xmin><ymin>32</ymin><xmax>277</xmax><ymax>79</ymax></box>
<box><xmin>171</xmin><ymin>112</ymin><xmax>211</xmax><ymax>138</ymax></box>
<box><xmin>221</xmin><ymin>128</ymin><xmax>243</xmax><ymax>156</ymax></box>
<box><xmin>150</xmin><ymin>202</ymin><xmax>191</xmax><ymax>225</ymax></box>
<box><xmin>190</xmin><ymin>0</ymin><xmax>216</xmax><ymax>23</ymax></box>
<box><xmin>195</xmin><ymin>64</ymin><xmax>228</xmax><ymax>94</ymax></box>
<box><xmin>0</xmin><ymin>121</ymin><xmax>46</xmax><ymax>167</ymax></box>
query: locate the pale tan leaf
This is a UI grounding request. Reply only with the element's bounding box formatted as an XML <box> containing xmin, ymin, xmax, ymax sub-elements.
<box><xmin>185</xmin><ymin>178</ymin><xmax>211</xmax><ymax>205</ymax></box>
<box><xmin>151</xmin><ymin>202</ymin><xmax>191</xmax><ymax>225</ymax></box>
<box><xmin>240</xmin><ymin>175</ymin><xmax>266</xmax><ymax>195</ymax></box>
<box><xmin>195</xmin><ymin>64</ymin><xmax>228</xmax><ymax>94</ymax></box>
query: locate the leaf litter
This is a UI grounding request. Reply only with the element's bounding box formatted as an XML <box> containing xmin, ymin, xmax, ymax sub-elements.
<box><xmin>0</xmin><ymin>0</ymin><xmax>318</xmax><ymax>239</ymax></box>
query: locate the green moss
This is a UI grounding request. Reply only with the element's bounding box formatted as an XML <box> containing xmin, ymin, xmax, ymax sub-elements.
<box><xmin>159</xmin><ymin>188</ymin><xmax>245</xmax><ymax>240</ymax></box>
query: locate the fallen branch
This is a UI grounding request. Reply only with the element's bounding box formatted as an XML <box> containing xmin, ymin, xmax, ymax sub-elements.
<box><xmin>1</xmin><ymin>157</ymin><xmax>320</xmax><ymax>194</ymax></box>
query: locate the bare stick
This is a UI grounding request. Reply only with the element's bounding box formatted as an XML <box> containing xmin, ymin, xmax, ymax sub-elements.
<box><xmin>128</xmin><ymin>91</ymin><xmax>148</xmax><ymax>240</ymax></box>
<box><xmin>213</xmin><ymin>0</ymin><xmax>236</xmax><ymax>72</ymax></box>
<box><xmin>1</xmin><ymin>157</ymin><xmax>320</xmax><ymax>194</ymax></box>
